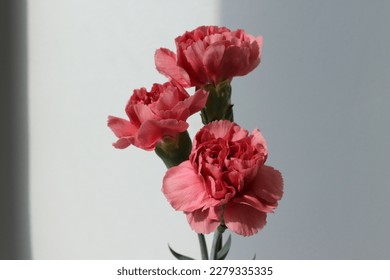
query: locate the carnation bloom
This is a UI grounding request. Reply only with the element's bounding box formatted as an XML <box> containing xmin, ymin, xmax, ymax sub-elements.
<box><xmin>108</xmin><ymin>82</ymin><xmax>208</xmax><ymax>150</ymax></box>
<box><xmin>162</xmin><ymin>120</ymin><xmax>283</xmax><ymax>236</ymax></box>
<box><xmin>155</xmin><ymin>25</ymin><xmax>263</xmax><ymax>87</ymax></box>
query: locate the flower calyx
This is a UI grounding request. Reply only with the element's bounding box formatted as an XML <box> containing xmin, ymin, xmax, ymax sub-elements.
<box><xmin>200</xmin><ymin>80</ymin><xmax>233</xmax><ymax>125</ymax></box>
<box><xmin>155</xmin><ymin>130</ymin><xmax>192</xmax><ymax>168</ymax></box>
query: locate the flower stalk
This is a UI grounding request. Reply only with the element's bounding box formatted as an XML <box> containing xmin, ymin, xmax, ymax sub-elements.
<box><xmin>198</xmin><ymin>234</ymin><xmax>209</xmax><ymax>260</ymax></box>
<box><xmin>210</xmin><ymin>224</ymin><xmax>227</xmax><ymax>260</ymax></box>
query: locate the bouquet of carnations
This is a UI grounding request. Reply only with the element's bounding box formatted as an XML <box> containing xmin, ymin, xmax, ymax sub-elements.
<box><xmin>108</xmin><ymin>26</ymin><xmax>283</xmax><ymax>260</ymax></box>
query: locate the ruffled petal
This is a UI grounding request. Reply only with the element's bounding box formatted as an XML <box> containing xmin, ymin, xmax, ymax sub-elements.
<box><xmin>155</xmin><ymin>85</ymin><xmax>182</xmax><ymax>112</ymax></box>
<box><xmin>232</xmin><ymin>194</ymin><xmax>276</xmax><ymax>213</ymax></box>
<box><xmin>218</xmin><ymin>45</ymin><xmax>250</xmax><ymax>80</ymax></box>
<box><xmin>126</xmin><ymin>103</ymin><xmax>155</xmax><ymax>127</ymax></box>
<box><xmin>249</xmin><ymin>36</ymin><xmax>263</xmax><ymax>69</ymax></box>
<box><xmin>224</xmin><ymin>203</ymin><xmax>267</xmax><ymax>236</ymax></box>
<box><xmin>107</xmin><ymin>116</ymin><xmax>134</xmax><ymax>137</ymax></box>
<box><xmin>155</xmin><ymin>48</ymin><xmax>191</xmax><ymax>87</ymax></box>
<box><xmin>173</xmin><ymin>88</ymin><xmax>209</xmax><ymax>120</ymax></box>
<box><xmin>251</xmin><ymin>165</ymin><xmax>284</xmax><ymax>204</ymax></box>
<box><xmin>185</xmin><ymin>207</ymin><xmax>220</xmax><ymax>234</ymax></box>
<box><xmin>162</xmin><ymin>161</ymin><xmax>209</xmax><ymax>212</ymax></box>
<box><xmin>112</xmin><ymin>137</ymin><xmax>134</xmax><ymax>149</ymax></box>
<box><xmin>250</xmin><ymin>128</ymin><xmax>267</xmax><ymax>153</ymax></box>
<box><xmin>183</xmin><ymin>88</ymin><xmax>209</xmax><ymax>115</ymax></box>
<box><xmin>203</xmin><ymin>43</ymin><xmax>225</xmax><ymax>85</ymax></box>
<box><xmin>205</xmin><ymin>120</ymin><xmax>236</xmax><ymax>140</ymax></box>
<box><xmin>137</xmin><ymin>119</ymin><xmax>188</xmax><ymax>150</ymax></box>
<box><xmin>107</xmin><ymin>116</ymin><xmax>138</xmax><ymax>149</ymax></box>
<box><xmin>182</xmin><ymin>40</ymin><xmax>208</xmax><ymax>84</ymax></box>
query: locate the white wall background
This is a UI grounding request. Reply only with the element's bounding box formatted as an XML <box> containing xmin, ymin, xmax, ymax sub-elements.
<box><xmin>28</xmin><ymin>0</ymin><xmax>390</xmax><ymax>259</ymax></box>
<box><xmin>28</xmin><ymin>0</ymin><xmax>219</xmax><ymax>259</ymax></box>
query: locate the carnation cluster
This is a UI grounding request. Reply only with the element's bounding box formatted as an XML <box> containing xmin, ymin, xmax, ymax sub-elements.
<box><xmin>108</xmin><ymin>26</ymin><xmax>283</xmax><ymax>260</ymax></box>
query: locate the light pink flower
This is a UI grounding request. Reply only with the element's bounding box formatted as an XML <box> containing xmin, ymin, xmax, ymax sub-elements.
<box><xmin>162</xmin><ymin>120</ymin><xmax>283</xmax><ymax>236</ymax></box>
<box><xmin>108</xmin><ymin>82</ymin><xmax>208</xmax><ymax>150</ymax></box>
<box><xmin>155</xmin><ymin>26</ymin><xmax>263</xmax><ymax>87</ymax></box>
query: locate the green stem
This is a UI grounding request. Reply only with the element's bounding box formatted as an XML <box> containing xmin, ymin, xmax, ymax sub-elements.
<box><xmin>200</xmin><ymin>81</ymin><xmax>234</xmax><ymax>125</ymax></box>
<box><xmin>210</xmin><ymin>224</ymin><xmax>227</xmax><ymax>260</ymax></box>
<box><xmin>198</xmin><ymin>234</ymin><xmax>208</xmax><ymax>260</ymax></box>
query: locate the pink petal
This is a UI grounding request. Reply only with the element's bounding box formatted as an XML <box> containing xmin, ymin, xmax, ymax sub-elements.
<box><xmin>184</xmin><ymin>88</ymin><xmax>209</xmax><ymax>115</ymax></box>
<box><xmin>224</xmin><ymin>203</ymin><xmax>267</xmax><ymax>236</ymax></box>
<box><xmin>107</xmin><ymin>116</ymin><xmax>138</xmax><ymax>149</ymax></box>
<box><xmin>162</xmin><ymin>161</ymin><xmax>209</xmax><ymax>212</ymax></box>
<box><xmin>203</xmin><ymin>43</ymin><xmax>225</xmax><ymax>85</ymax></box>
<box><xmin>173</xmin><ymin>88</ymin><xmax>209</xmax><ymax>120</ymax></box>
<box><xmin>137</xmin><ymin>119</ymin><xmax>189</xmax><ymax>150</ymax></box>
<box><xmin>250</xmin><ymin>128</ymin><xmax>267</xmax><ymax>152</ymax></box>
<box><xmin>251</xmin><ymin>165</ymin><xmax>284</xmax><ymax>204</ymax></box>
<box><xmin>137</xmin><ymin>119</ymin><xmax>188</xmax><ymax>147</ymax></box>
<box><xmin>126</xmin><ymin>103</ymin><xmax>155</xmax><ymax>126</ymax></box>
<box><xmin>112</xmin><ymin>137</ymin><xmax>134</xmax><ymax>149</ymax></box>
<box><xmin>156</xmin><ymin>86</ymin><xmax>183</xmax><ymax>112</ymax></box>
<box><xmin>185</xmin><ymin>207</ymin><xmax>220</xmax><ymax>234</ymax></box>
<box><xmin>232</xmin><ymin>194</ymin><xmax>277</xmax><ymax>213</ymax></box>
<box><xmin>107</xmin><ymin>116</ymin><xmax>135</xmax><ymax>137</ymax></box>
<box><xmin>182</xmin><ymin>41</ymin><xmax>209</xmax><ymax>84</ymax></box>
<box><xmin>218</xmin><ymin>45</ymin><xmax>250</xmax><ymax>80</ymax></box>
<box><xmin>250</xmin><ymin>36</ymin><xmax>263</xmax><ymax>66</ymax></box>
<box><xmin>205</xmin><ymin>120</ymin><xmax>236</xmax><ymax>140</ymax></box>
<box><xmin>154</xmin><ymin>48</ymin><xmax>191</xmax><ymax>87</ymax></box>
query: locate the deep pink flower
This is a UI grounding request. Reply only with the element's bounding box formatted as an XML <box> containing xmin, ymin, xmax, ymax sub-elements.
<box><xmin>108</xmin><ymin>82</ymin><xmax>208</xmax><ymax>150</ymax></box>
<box><xmin>155</xmin><ymin>26</ymin><xmax>263</xmax><ymax>87</ymax></box>
<box><xmin>162</xmin><ymin>120</ymin><xmax>283</xmax><ymax>236</ymax></box>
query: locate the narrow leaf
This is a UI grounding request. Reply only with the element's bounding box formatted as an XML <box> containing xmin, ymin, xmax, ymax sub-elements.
<box><xmin>217</xmin><ymin>234</ymin><xmax>232</xmax><ymax>260</ymax></box>
<box><xmin>168</xmin><ymin>244</ymin><xmax>195</xmax><ymax>260</ymax></box>
<box><xmin>198</xmin><ymin>234</ymin><xmax>209</xmax><ymax>260</ymax></box>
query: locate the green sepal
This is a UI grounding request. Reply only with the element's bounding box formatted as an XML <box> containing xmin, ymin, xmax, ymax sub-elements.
<box><xmin>168</xmin><ymin>244</ymin><xmax>195</xmax><ymax>260</ymax></box>
<box><xmin>200</xmin><ymin>81</ymin><xmax>234</xmax><ymax>125</ymax></box>
<box><xmin>217</xmin><ymin>234</ymin><xmax>231</xmax><ymax>260</ymax></box>
<box><xmin>155</xmin><ymin>130</ymin><xmax>192</xmax><ymax>168</ymax></box>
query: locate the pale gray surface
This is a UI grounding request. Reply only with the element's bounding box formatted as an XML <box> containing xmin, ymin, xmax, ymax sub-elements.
<box><xmin>28</xmin><ymin>0</ymin><xmax>219</xmax><ymax>259</ymax></box>
<box><xmin>221</xmin><ymin>0</ymin><xmax>390</xmax><ymax>259</ymax></box>
<box><xmin>7</xmin><ymin>0</ymin><xmax>390</xmax><ymax>260</ymax></box>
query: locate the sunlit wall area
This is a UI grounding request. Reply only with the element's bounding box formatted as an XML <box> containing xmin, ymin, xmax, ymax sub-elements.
<box><xmin>28</xmin><ymin>0</ymin><xmax>220</xmax><ymax>259</ymax></box>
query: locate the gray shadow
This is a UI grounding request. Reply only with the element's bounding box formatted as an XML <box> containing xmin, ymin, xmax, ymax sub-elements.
<box><xmin>220</xmin><ymin>0</ymin><xmax>390</xmax><ymax>259</ymax></box>
<box><xmin>0</xmin><ymin>0</ymin><xmax>31</xmax><ymax>259</ymax></box>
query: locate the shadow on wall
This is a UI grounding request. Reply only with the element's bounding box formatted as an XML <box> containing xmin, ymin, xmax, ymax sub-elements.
<box><xmin>220</xmin><ymin>0</ymin><xmax>390</xmax><ymax>259</ymax></box>
<box><xmin>0</xmin><ymin>0</ymin><xmax>31</xmax><ymax>259</ymax></box>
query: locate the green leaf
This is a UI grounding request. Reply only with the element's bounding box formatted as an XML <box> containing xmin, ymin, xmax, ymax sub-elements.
<box><xmin>168</xmin><ymin>244</ymin><xmax>195</xmax><ymax>260</ymax></box>
<box><xmin>198</xmin><ymin>234</ymin><xmax>209</xmax><ymax>260</ymax></box>
<box><xmin>217</xmin><ymin>234</ymin><xmax>232</xmax><ymax>260</ymax></box>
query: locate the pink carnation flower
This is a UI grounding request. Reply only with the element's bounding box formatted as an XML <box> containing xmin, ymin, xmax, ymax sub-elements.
<box><xmin>155</xmin><ymin>26</ymin><xmax>263</xmax><ymax>87</ymax></box>
<box><xmin>162</xmin><ymin>120</ymin><xmax>283</xmax><ymax>236</ymax></box>
<box><xmin>108</xmin><ymin>82</ymin><xmax>208</xmax><ymax>150</ymax></box>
